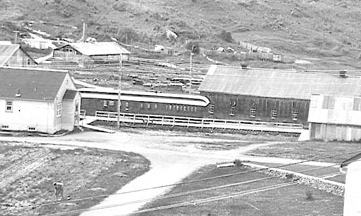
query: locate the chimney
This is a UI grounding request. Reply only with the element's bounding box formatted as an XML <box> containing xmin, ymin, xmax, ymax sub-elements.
<box><xmin>82</xmin><ymin>22</ymin><xmax>87</xmax><ymax>42</ymax></box>
<box><xmin>339</xmin><ymin>70</ymin><xmax>347</xmax><ymax>78</ymax></box>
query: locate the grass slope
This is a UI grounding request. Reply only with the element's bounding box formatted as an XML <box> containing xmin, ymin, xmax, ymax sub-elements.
<box><xmin>1</xmin><ymin>0</ymin><xmax>361</xmax><ymax>69</ymax></box>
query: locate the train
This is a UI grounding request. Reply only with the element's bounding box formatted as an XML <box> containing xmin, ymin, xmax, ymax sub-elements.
<box><xmin>79</xmin><ymin>87</ymin><xmax>211</xmax><ymax>118</ymax></box>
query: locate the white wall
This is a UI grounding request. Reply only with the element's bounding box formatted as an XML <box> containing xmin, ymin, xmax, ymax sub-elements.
<box><xmin>344</xmin><ymin>160</ymin><xmax>361</xmax><ymax>216</ymax></box>
<box><xmin>0</xmin><ymin>99</ymin><xmax>56</xmax><ymax>133</ymax></box>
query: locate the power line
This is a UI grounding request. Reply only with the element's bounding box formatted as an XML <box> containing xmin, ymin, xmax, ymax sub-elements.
<box><xmin>39</xmin><ymin>148</ymin><xmax>346</xmax><ymax>207</ymax></box>
<box><xmin>43</xmin><ymin>150</ymin><xmax>352</xmax><ymax>216</ymax></box>
<box><xmin>45</xmin><ymin>163</ymin><xmax>338</xmax><ymax>216</ymax></box>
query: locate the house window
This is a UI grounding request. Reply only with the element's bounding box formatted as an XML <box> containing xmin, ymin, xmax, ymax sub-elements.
<box><xmin>5</xmin><ymin>101</ymin><xmax>13</xmax><ymax>112</ymax></box>
<box><xmin>292</xmin><ymin>109</ymin><xmax>299</xmax><ymax>121</ymax></box>
<box><xmin>271</xmin><ymin>109</ymin><xmax>277</xmax><ymax>119</ymax></box>
<box><xmin>56</xmin><ymin>102</ymin><xmax>62</xmax><ymax>117</ymax></box>
<box><xmin>250</xmin><ymin>107</ymin><xmax>256</xmax><ymax>118</ymax></box>
<box><xmin>208</xmin><ymin>104</ymin><xmax>214</xmax><ymax>114</ymax></box>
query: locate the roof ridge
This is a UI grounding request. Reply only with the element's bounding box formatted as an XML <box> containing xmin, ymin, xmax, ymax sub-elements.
<box><xmin>0</xmin><ymin>66</ymin><xmax>68</xmax><ymax>73</ymax></box>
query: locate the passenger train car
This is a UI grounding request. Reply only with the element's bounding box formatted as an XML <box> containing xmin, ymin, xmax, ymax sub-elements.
<box><xmin>79</xmin><ymin>88</ymin><xmax>210</xmax><ymax>118</ymax></box>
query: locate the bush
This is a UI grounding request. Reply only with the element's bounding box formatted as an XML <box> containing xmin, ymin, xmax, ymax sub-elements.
<box><xmin>184</xmin><ymin>40</ymin><xmax>200</xmax><ymax>54</ymax></box>
<box><xmin>305</xmin><ymin>191</ymin><xmax>314</xmax><ymax>200</ymax></box>
<box><xmin>217</xmin><ymin>30</ymin><xmax>234</xmax><ymax>43</ymax></box>
<box><xmin>233</xmin><ymin>159</ymin><xmax>243</xmax><ymax>167</ymax></box>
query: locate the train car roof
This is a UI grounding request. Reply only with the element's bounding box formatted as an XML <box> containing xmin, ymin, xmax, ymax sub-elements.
<box><xmin>79</xmin><ymin>88</ymin><xmax>210</xmax><ymax>106</ymax></box>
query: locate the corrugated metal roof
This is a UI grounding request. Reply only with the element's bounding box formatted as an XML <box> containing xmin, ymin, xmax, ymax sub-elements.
<box><xmin>0</xmin><ymin>44</ymin><xmax>20</xmax><ymax>66</ymax></box>
<box><xmin>199</xmin><ymin>65</ymin><xmax>361</xmax><ymax>100</ymax></box>
<box><xmin>0</xmin><ymin>67</ymin><xmax>68</xmax><ymax>101</ymax></box>
<box><xmin>57</xmin><ymin>42</ymin><xmax>130</xmax><ymax>56</ymax></box>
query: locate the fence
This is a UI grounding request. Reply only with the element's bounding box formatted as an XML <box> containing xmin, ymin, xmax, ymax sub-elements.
<box><xmin>84</xmin><ymin>111</ymin><xmax>304</xmax><ymax>133</ymax></box>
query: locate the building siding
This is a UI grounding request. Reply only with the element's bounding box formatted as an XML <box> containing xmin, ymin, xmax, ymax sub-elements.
<box><xmin>201</xmin><ymin>92</ymin><xmax>309</xmax><ymax>126</ymax></box>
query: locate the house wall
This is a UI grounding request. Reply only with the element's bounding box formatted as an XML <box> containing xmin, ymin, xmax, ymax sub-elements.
<box><xmin>344</xmin><ymin>160</ymin><xmax>361</xmax><ymax>216</ymax></box>
<box><xmin>0</xmin><ymin>99</ymin><xmax>56</xmax><ymax>133</ymax></box>
<box><xmin>54</xmin><ymin>74</ymin><xmax>78</xmax><ymax>132</ymax></box>
<box><xmin>309</xmin><ymin>123</ymin><xmax>361</xmax><ymax>141</ymax></box>
<box><xmin>5</xmin><ymin>49</ymin><xmax>36</xmax><ymax>67</ymax></box>
<box><xmin>201</xmin><ymin>92</ymin><xmax>309</xmax><ymax>126</ymax></box>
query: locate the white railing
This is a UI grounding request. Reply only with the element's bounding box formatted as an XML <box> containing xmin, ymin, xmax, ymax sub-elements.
<box><xmin>92</xmin><ymin>111</ymin><xmax>304</xmax><ymax>133</ymax></box>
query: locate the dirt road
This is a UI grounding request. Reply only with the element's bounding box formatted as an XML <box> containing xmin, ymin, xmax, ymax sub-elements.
<box><xmin>0</xmin><ymin>130</ymin><xmax>288</xmax><ymax>216</ymax></box>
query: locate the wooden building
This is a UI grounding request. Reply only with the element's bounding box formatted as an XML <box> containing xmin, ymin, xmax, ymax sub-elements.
<box><xmin>53</xmin><ymin>42</ymin><xmax>130</xmax><ymax>67</ymax></box>
<box><xmin>308</xmin><ymin>94</ymin><xmax>361</xmax><ymax>141</ymax></box>
<box><xmin>0</xmin><ymin>67</ymin><xmax>80</xmax><ymax>134</ymax></box>
<box><xmin>199</xmin><ymin>65</ymin><xmax>361</xmax><ymax>128</ymax></box>
<box><xmin>0</xmin><ymin>44</ymin><xmax>37</xmax><ymax>67</ymax></box>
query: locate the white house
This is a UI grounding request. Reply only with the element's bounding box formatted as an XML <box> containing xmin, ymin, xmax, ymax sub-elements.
<box><xmin>0</xmin><ymin>67</ymin><xmax>80</xmax><ymax>134</ymax></box>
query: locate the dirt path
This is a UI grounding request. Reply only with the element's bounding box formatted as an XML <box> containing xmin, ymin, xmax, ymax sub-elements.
<box><xmin>0</xmin><ymin>131</ymin><xmax>289</xmax><ymax>216</ymax></box>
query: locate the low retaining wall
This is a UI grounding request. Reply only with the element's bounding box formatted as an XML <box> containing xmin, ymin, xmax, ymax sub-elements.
<box><xmin>242</xmin><ymin>162</ymin><xmax>345</xmax><ymax>196</ymax></box>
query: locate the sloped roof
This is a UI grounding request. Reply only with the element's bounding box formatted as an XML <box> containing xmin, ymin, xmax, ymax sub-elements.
<box><xmin>56</xmin><ymin>42</ymin><xmax>130</xmax><ymax>56</ymax></box>
<box><xmin>63</xmin><ymin>89</ymin><xmax>78</xmax><ymax>100</ymax></box>
<box><xmin>199</xmin><ymin>65</ymin><xmax>361</xmax><ymax>100</ymax></box>
<box><xmin>0</xmin><ymin>67</ymin><xmax>68</xmax><ymax>101</ymax></box>
<box><xmin>0</xmin><ymin>44</ymin><xmax>37</xmax><ymax>66</ymax></box>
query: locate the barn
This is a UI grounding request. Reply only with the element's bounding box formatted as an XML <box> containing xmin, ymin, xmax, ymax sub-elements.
<box><xmin>0</xmin><ymin>44</ymin><xmax>37</xmax><ymax>67</ymax></box>
<box><xmin>308</xmin><ymin>94</ymin><xmax>361</xmax><ymax>141</ymax></box>
<box><xmin>199</xmin><ymin>65</ymin><xmax>361</xmax><ymax>128</ymax></box>
<box><xmin>0</xmin><ymin>67</ymin><xmax>80</xmax><ymax>134</ymax></box>
<box><xmin>53</xmin><ymin>42</ymin><xmax>130</xmax><ymax>67</ymax></box>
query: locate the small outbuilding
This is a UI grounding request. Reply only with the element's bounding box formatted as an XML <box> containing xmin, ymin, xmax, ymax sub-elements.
<box><xmin>308</xmin><ymin>94</ymin><xmax>361</xmax><ymax>141</ymax></box>
<box><xmin>53</xmin><ymin>42</ymin><xmax>130</xmax><ymax>67</ymax></box>
<box><xmin>0</xmin><ymin>67</ymin><xmax>80</xmax><ymax>134</ymax></box>
<box><xmin>0</xmin><ymin>44</ymin><xmax>37</xmax><ymax>67</ymax></box>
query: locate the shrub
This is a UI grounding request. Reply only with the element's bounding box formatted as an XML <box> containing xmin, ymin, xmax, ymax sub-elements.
<box><xmin>217</xmin><ymin>30</ymin><xmax>234</xmax><ymax>43</ymax></box>
<box><xmin>233</xmin><ymin>159</ymin><xmax>243</xmax><ymax>167</ymax></box>
<box><xmin>305</xmin><ymin>190</ymin><xmax>314</xmax><ymax>201</ymax></box>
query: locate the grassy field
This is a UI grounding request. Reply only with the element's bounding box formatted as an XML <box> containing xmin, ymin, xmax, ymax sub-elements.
<box><xmin>136</xmin><ymin>165</ymin><xmax>343</xmax><ymax>216</ymax></box>
<box><xmin>246</xmin><ymin>140</ymin><xmax>361</xmax><ymax>163</ymax></box>
<box><xmin>0</xmin><ymin>142</ymin><xmax>150</xmax><ymax>216</ymax></box>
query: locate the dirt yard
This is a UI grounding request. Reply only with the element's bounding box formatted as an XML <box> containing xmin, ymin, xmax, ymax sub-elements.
<box><xmin>0</xmin><ymin>141</ymin><xmax>150</xmax><ymax>216</ymax></box>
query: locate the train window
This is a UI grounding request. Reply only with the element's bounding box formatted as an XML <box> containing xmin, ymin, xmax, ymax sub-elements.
<box><xmin>109</xmin><ymin>101</ymin><xmax>115</xmax><ymax>106</ymax></box>
<box><xmin>176</xmin><ymin>105</ymin><xmax>179</xmax><ymax>111</ymax></box>
<box><xmin>187</xmin><ymin>106</ymin><xmax>190</xmax><ymax>111</ymax></box>
<box><xmin>230</xmin><ymin>106</ymin><xmax>235</xmax><ymax>116</ymax></box>
<box><xmin>141</xmin><ymin>103</ymin><xmax>144</xmax><ymax>109</ymax></box>
<box><xmin>208</xmin><ymin>104</ymin><xmax>214</xmax><ymax>114</ymax></box>
<box><xmin>191</xmin><ymin>107</ymin><xmax>194</xmax><ymax>112</ymax></box>
<box><xmin>250</xmin><ymin>107</ymin><xmax>256</xmax><ymax>118</ymax></box>
<box><xmin>147</xmin><ymin>103</ymin><xmax>151</xmax><ymax>109</ymax></box>
<box><xmin>125</xmin><ymin>102</ymin><xmax>129</xmax><ymax>111</ymax></box>
<box><xmin>194</xmin><ymin>107</ymin><xmax>197</xmax><ymax>112</ymax></box>
<box><xmin>169</xmin><ymin>105</ymin><xmax>172</xmax><ymax>110</ymax></box>
<box><xmin>292</xmin><ymin>109</ymin><xmax>299</xmax><ymax>121</ymax></box>
<box><xmin>271</xmin><ymin>109</ymin><xmax>277</xmax><ymax>119</ymax></box>
<box><xmin>103</xmin><ymin>100</ymin><xmax>107</xmax><ymax>107</ymax></box>
<box><xmin>154</xmin><ymin>104</ymin><xmax>158</xmax><ymax>109</ymax></box>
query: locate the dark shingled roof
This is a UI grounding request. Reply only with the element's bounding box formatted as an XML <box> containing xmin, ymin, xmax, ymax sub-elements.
<box><xmin>0</xmin><ymin>67</ymin><xmax>68</xmax><ymax>101</ymax></box>
<box><xmin>199</xmin><ymin>65</ymin><xmax>361</xmax><ymax>100</ymax></box>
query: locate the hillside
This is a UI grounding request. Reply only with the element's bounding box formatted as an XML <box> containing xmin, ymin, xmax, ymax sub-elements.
<box><xmin>1</xmin><ymin>0</ymin><xmax>361</xmax><ymax>70</ymax></box>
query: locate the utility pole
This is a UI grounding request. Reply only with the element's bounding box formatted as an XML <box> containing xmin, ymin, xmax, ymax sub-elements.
<box><xmin>117</xmin><ymin>54</ymin><xmax>122</xmax><ymax>128</ymax></box>
<box><xmin>189</xmin><ymin>45</ymin><xmax>195</xmax><ymax>94</ymax></box>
